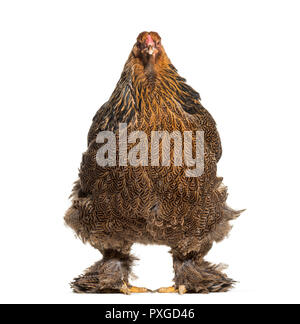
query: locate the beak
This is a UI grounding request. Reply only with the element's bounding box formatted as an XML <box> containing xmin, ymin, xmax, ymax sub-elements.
<box><xmin>144</xmin><ymin>34</ymin><xmax>156</xmax><ymax>55</ymax></box>
<box><xmin>147</xmin><ymin>45</ymin><xmax>154</xmax><ymax>55</ymax></box>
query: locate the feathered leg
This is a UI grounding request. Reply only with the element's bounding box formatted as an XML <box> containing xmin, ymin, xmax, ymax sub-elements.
<box><xmin>156</xmin><ymin>239</ymin><xmax>233</xmax><ymax>294</ymax></box>
<box><xmin>71</xmin><ymin>250</ymin><xmax>133</xmax><ymax>293</ymax></box>
<box><xmin>164</xmin><ymin>183</ymin><xmax>243</xmax><ymax>294</ymax></box>
<box><xmin>65</xmin><ymin>182</ymin><xmax>151</xmax><ymax>294</ymax></box>
<box><xmin>71</xmin><ymin>249</ymin><xmax>150</xmax><ymax>294</ymax></box>
<box><xmin>170</xmin><ymin>247</ymin><xmax>235</xmax><ymax>294</ymax></box>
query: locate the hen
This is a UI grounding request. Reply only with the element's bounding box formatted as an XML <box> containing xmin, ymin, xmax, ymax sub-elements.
<box><xmin>65</xmin><ymin>31</ymin><xmax>243</xmax><ymax>294</ymax></box>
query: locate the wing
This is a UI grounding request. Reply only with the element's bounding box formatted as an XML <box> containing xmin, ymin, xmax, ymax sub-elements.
<box><xmin>80</xmin><ymin>79</ymin><xmax>137</xmax><ymax>194</ymax></box>
<box><xmin>189</xmin><ymin>103</ymin><xmax>222</xmax><ymax>162</ymax></box>
<box><xmin>177</xmin><ymin>79</ymin><xmax>222</xmax><ymax>162</ymax></box>
<box><xmin>87</xmin><ymin>101</ymin><xmax>111</xmax><ymax>146</ymax></box>
<box><xmin>87</xmin><ymin>78</ymin><xmax>137</xmax><ymax>147</ymax></box>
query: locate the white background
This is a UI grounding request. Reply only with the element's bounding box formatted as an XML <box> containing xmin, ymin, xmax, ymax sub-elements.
<box><xmin>0</xmin><ymin>0</ymin><xmax>299</xmax><ymax>304</ymax></box>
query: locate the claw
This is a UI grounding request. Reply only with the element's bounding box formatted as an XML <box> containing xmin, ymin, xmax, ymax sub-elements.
<box><xmin>178</xmin><ymin>285</ymin><xmax>187</xmax><ymax>295</ymax></box>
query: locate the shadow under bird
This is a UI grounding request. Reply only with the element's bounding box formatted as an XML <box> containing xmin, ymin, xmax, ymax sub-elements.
<box><xmin>65</xmin><ymin>31</ymin><xmax>243</xmax><ymax>294</ymax></box>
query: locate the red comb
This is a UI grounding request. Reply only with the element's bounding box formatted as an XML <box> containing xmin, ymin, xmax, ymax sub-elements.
<box><xmin>145</xmin><ymin>34</ymin><xmax>155</xmax><ymax>46</ymax></box>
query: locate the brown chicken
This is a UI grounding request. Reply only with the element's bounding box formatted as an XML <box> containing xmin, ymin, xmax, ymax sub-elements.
<box><xmin>65</xmin><ymin>31</ymin><xmax>243</xmax><ymax>294</ymax></box>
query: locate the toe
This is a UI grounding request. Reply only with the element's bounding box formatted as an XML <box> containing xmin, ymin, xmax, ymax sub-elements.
<box><xmin>120</xmin><ymin>283</ymin><xmax>131</xmax><ymax>295</ymax></box>
<box><xmin>156</xmin><ymin>286</ymin><xmax>177</xmax><ymax>293</ymax></box>
<box><xmin>129</xmin><ymin>286</ymin><xmax>152</xmax><ymax>293</ymax></box>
